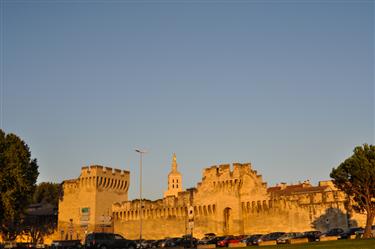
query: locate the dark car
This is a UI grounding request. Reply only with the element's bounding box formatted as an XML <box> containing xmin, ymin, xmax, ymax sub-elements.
<box><xmin>159</xmin><ymin>238</ymin><xmax>181</xmax><ymax>248</ymax></box>
<box><xmin>243</xmin><ymin>234</ymin><xmax>263</xmax><ymax>246</ymax></box>
<box><xmin>319</xmin><ymin>228</ymin><xmax>344</xmax><ymax>240</ymax></box>
<box><xmin>175</xmin><ymin>236</ymin><xmax>197</xmax><ymax>248</ymax></box>
<box><xmin>256</xmin><ymin>232</ymin><xmax>285</xmax><ymax>245</ymax></box>
<box><xmin>143</xmin><ymin>240</ymin><xmax>157</xmax><ymax>249</ymax></box>
<box><xmin>134</xmin><ymin>240</ymin><xmax>149</xmax><ymax>249</ymax></box>
<box><xmin>84</xmin><ymin>232</ymin><xmax>136</xmax><ymax>249</ymax></box>
<box><xmin>153</xmin><ymin>240</ymin><xmax>165</xmax><ymax>248</ymax></box>
<box><xmin>276</xmin><ymin>232</ymin><xmax>304</xmax><ymax>244</ymax></box>
<box><xmin>198</xmin><ymin>233</ymin><xmax>217</xmax><ymax>245</ymax></box>
<box><xmin>356</xmin><ymin>225</ymin><xmax>375</xmax><ymax>238</ymax></box>
<box><xmin>304</xmin><ymin>231</ymin><xmax>321</xmax><ymax>242</ymax></box>
<box><xmin>51</xmin><ymin>240</ymin><xmax>82</xmax><ymax>249</ymax></box>
<box><xmin>339</xmin><ymin>227</ymin><xmax>364</xmax><ymax>239</ymax></box>
<box><xmin>201</xmin><ymin>236</ymin><xmax>223</xmax><ymax>246</ymax></box>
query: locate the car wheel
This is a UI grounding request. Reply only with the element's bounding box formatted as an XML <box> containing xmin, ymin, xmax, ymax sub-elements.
<box><xmin>128</xmin><ymin>245</ymin><xmax>135</xmax><ymax>249</ymax></box>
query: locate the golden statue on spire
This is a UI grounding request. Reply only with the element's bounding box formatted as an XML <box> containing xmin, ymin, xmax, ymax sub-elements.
<box><xmin>172</xmin><ymin>153</ymin><xmax>177</xmax><ymax>172</ymax></box>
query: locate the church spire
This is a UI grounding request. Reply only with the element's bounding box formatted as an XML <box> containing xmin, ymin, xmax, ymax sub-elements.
<box><xmin>164</xmin><ymin>153</ymin><xmax>183</xmax><ymax>198</ymax></box>
<box><xmin>172</xmin><ymin>153</ymin><xmax>177</xmax><ymax>172</ymax></box>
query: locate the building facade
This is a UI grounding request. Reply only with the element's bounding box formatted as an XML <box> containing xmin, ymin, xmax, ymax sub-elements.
<box><xmin>58</xmin><ymin>155</ymin><xmax>367</xmax><ymax>241</ymax></box>
<box><xmin>58</xmin><ymin>165</ymin><xmax>129</xmax><ymax>240</ymax></box>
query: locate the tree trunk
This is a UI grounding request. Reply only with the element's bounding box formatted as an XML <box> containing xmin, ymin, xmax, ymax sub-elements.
<box><xmin>363</xmin><ymin>211</ymin><xmax>374</xmax><ymax>238</ymax></box>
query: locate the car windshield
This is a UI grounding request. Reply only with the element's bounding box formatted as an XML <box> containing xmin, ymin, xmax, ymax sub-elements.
<box><xmin>114</xmin><ymin>234</ymin><xmax>124</xmax><ymax>240</ymax></box>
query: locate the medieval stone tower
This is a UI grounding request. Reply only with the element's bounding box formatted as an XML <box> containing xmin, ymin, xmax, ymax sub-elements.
<box><xmin>163</xmin><ymin>153</ymin><xmax>183</xmax><ymax>197</ymax></box>
<box><xmin>58</xmin><ymin>165</ymin><xmax>129</xmax><ymax>240</ymax></box>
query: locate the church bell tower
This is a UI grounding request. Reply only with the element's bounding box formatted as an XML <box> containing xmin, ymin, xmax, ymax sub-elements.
<box><xmin>164</xmin><ymin>153</ymin><xmax>183</xmax><ymax>198</ymax></box>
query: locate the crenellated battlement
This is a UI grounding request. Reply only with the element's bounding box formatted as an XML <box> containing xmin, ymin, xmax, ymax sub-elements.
<box><xmin>200</xmin><ymin>162</ymin><xmax>267</xmax><ymax>192</ymax></box>
<box><xmin>80</xmin><ymin>165</ymin><xmax>129</xmax><ymax>178</ymax></box>
<box><xmin>62</xmin><ymin>179</ymin><xmax>79</xmax><ymax>190</ymax></box>
<box><xmin>202</xmin><ymin>162</ymin><xmax>255</xmax><ymax>178</ymax></box>
<box><xmin>63</xmin><ymin>165</ymin><xmax>130</xmax><ymax>193</ymax></box>
<box><xmin>112</xmin><ymin>198</ymin><xmax>218</xmax><ymax>222</ymax></box>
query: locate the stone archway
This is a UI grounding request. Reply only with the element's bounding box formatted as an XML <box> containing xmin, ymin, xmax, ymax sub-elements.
<box><xmin>223</xmin><ymin>207</ymin><xmax>232</xmax><ymax>235</ymax></box>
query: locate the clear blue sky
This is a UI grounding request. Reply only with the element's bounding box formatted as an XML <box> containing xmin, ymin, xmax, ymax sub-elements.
<box><xmin>1</xmin><ymin>0</ymin><xmax>374</xmax><ymax>200</ymax></box>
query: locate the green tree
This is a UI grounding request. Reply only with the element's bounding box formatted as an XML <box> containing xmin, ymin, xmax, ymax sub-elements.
<box><xmin>22</xmin><ymin>182</ymin><xmax>61</xmax><ymax>244</ymax></box>
<box><xmin>23</xmin><ymin>203</ymin><xmax>57</xmax><ymax>244</ymax></box>
<box><xmin>0</xmin><ymin>129</ymin><xmax>39</xmax><ymax>240</ymax></box>
<box><xmin>33</xmin><ymin>182</ymin><xmax>61</xmax><ymax>207</ymax></box>
<box><xmin>330</xmin><ymin>144</ymin><xmax>375</xmax><ymax>238</ymax></box>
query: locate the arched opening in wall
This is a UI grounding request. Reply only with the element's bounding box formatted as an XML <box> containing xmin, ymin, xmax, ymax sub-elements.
<box><xmin>223</xmin><ymin>207</ymin><xmax>232</xmax><ymax>235</ymax></box>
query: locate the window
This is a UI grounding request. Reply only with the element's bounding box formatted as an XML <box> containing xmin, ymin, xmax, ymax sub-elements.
<box><xmin>177</xmin><ymin>184</ymin><xmax>179</xmax><ymax>188</ymax></box>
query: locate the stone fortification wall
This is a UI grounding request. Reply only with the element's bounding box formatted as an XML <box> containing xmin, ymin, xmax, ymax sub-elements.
<box><xmin>193</xmin><ymin>163</ymin><xmax>269</xmax><ymax>236</ymax></box>
<box><xmin>59</xmin><ymin>161</ymin><xmax>369</xmax><ymax>241</ymax></box>
<box><xmin>114</xmin><ymin>163</ymin><xmax>271</xmax><ymax>239</ymax></box>
<box><xmin>242</xmin><ymin>189</ymin><xmax>349</xmax><ymax>234</ymax></box>
<box><xmin>112</xmin><ymin>162</ymin><xmax>367</xmax><ymax>240</ymax></box>
<box><xmin>58</xmin><ymin>165</ymin><xmax>129</xmax><ymax>240</ymax></box>
<box><xmin>113</xmin><ymin>194</ymin><xmax>191</xmax><ymax>239</ymax></box>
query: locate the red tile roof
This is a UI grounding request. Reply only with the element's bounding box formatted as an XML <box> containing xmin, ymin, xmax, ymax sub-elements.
<box><xmin>268</xmin><ymin>184</ymin><xmax>329</xmax><ymax>196</ymax></box>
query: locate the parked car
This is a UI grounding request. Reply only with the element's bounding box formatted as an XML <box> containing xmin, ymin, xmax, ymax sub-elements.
<box><xmin>84</xmin><ymin>232</ymin><xmax>136</xmax><ymax>249</ymax></box>
<box><xmin>51</xmin><ymin>240</ymin><xmax>81</xmax><ymax>249</ymax></box>
<box><xmin>175</xmin><ymin>236</ymin><xmax>197</xmax><ymax>248</ymax></box>
<box><xmin>243</xmin><ymin>234</ymin><xmax>263</xmax><ymax>246</ymax></box>
<box><xmin>255</xmin><ymin>232</ymin><xmax>285</xmax><ymax>245</ymax></box>
<box><xmin>202</xmin><ymin>236</ymin><xmax>224</xmax><ymax>246</ymax></box>
<box><xmin>134</xmin><ymin>240</ymin><xmax>148</xmax><ymax>249</ymax></box>
<box><xmin>198</xmin><ymin>233</ymin><xmax>217</xmax><ymax>245</ymax></box>
<box><xmin>276</xmin><ymin>232</ymin><xmax>304</xmax><ymax>244</ymax></box>
<box><xmin>303</xmin><ymin>231</ymin><xmax>322</xmax><ymax>242</ymax></box>
<box><xmin>217</xmin><ymin>235</ymin><xmax>244</xmax><ymax>247</ymax></box>
<box><xmin>356</xmin><ymin>225</ymin><xmax>375</xmax><ymax>238</ymax></box>
<box><xmin>216</xmin><ymin>236</ymin><xmax>235</xmax><ymax>247</ymax></box>
<box><xmin>153</xmin><ymin>240</ymin><xmax>165</xmax><ymax>248</ymax></box>
<box><xmin>339</xmin><ymin>227</ymin><xmax>364</xmax><ymax>239</ymax></box>
<box><xmin>319</xmin><ymin>228</ymin><xmax>344</xmax><ymax>240</ymax></box>
<box><xmin>159</xmin><ymin>238</ymin><xmax>180</xmax><ymax>248</ymax></box>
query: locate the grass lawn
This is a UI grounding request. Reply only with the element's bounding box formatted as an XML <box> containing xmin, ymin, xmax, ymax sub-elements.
<box><xmin>244</xmin><ymin>239</ymin><xmax>375</xmax><ymax>249</ymax></box>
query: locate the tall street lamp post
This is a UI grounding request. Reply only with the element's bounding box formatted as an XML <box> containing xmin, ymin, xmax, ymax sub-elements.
<box><xmin>135</xmin><ymin>149</ymin><xmax>146</xmax><ymax>244</ymax></box>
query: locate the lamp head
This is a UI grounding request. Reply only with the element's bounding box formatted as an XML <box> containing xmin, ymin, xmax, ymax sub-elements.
<box><xmin>135</xmin><ymin>149</ymin><xmax>147</xmax><ymax>154</ymax></box>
